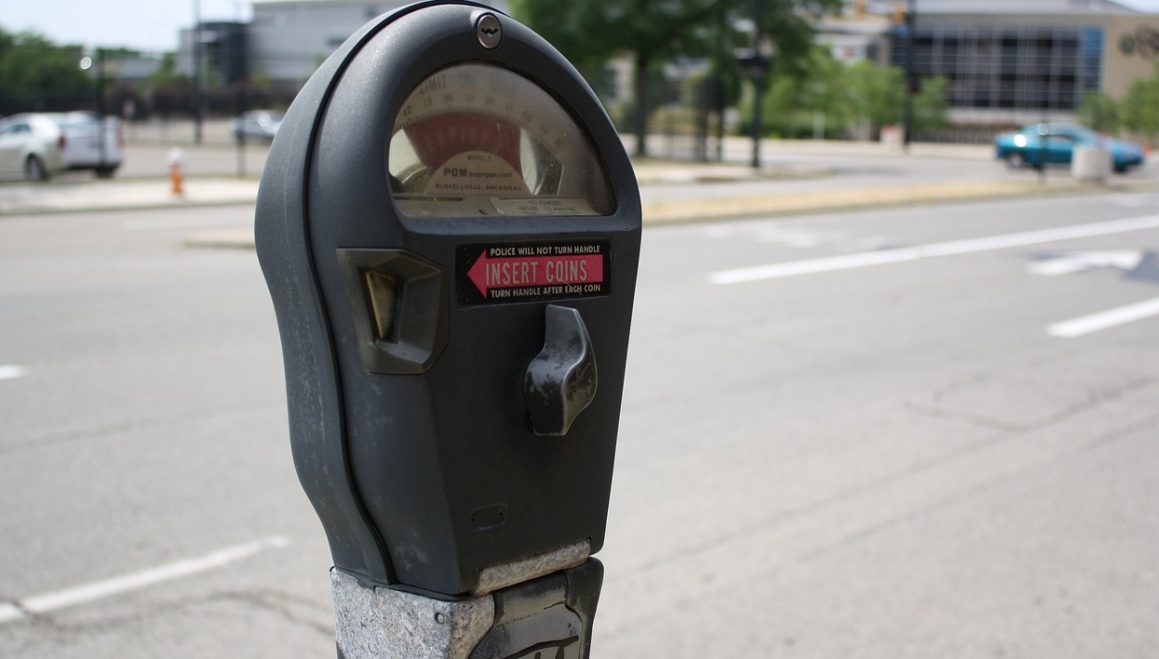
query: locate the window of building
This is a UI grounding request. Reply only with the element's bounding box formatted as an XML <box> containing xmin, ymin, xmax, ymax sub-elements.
<box><xmin>892</xmin><ymin>24</ymin><xmax>1104</xmax><ymax>112</ymax></box>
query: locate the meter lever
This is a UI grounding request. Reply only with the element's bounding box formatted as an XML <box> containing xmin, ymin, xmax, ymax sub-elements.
<box><xmin>525</xmin><ymin>305</ymin><xmax>597</xmax><ymax>436</ymax></box>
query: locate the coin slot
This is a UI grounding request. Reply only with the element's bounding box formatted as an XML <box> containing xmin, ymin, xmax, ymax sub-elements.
<box><xmin>337</xmin><ymin>249</ymin><xmax>449</xmax><ymax>374</ymax></box>
<box><xmin>363</xmin><ymin>270</ymin><xmax>399</xmax><ymax>342</ymax></box>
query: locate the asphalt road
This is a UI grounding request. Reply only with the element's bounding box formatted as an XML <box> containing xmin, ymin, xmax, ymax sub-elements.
<box><xmin>2</xmin><ymin>190</ymin><xmax>1158</xmax><ymax>657</ymax></box>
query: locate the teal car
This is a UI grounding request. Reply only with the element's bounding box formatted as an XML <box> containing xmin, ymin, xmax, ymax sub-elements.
<box><xmin>995</xmin><ymin>123</ymin><xmax>1145</xmax><ymax>173</ymax></box>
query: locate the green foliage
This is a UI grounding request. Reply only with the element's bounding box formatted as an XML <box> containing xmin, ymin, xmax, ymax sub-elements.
<box><xmin>912</xmin><ymin>75</ymin><xmax>949</xmax><ymax>131</ymax></box>
<box><xmin>844</xmin><ymin>59</ymin><xmax>903</xmax><ymax>127</ymax></box>
<box><xmin>0</xmin><ymin>26</ymin><xmax>93</xmax><ymax>110</ymax></box>
<box><xmin>510</xmin><ymin>0</ymin><xmax>842</xmax><ymax>71</ymax></box>
<box><xmin>1076</xmin><ymin>92</ymin><xmax>1120</xmax><ymax>133</ymax></box>
<box><xmin>740</xmin><ymin>47</ymin><xmax>946</xmax><ymax>139</ymax></box>
<box><xmin>1121</xmin><ymin>61</ymin><xmax>1159</xmax><ymax>140</ymax></box>
<box><xmin>509</xmin><ymin>0</ymin><xmax>843</xmax><ymax>153</ymax></box>
<box><xmin>149</xmin><ymin>52</ymin><xmax>189</xmax><ymax>88</ymax></box>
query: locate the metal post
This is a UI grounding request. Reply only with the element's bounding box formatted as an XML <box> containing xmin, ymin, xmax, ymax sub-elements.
<box><xmin>902</xmin><ymin>0</ymin><xmax>916</xmax><ymax>152</ymax></box>
<box><xmin>192</xmin><ymin>0</ymin><xmax>203</xmax><ymax>144</ymax></box>
<box><xmin>97</xmin><ymin>49</ymin><xmax>108</xmax><ymax>170</ymax></box>
<box><xmin>1038</xmin><ymin>120</ymin><xmax>1048</xmax><ymax>185</ymax></box>
<box><xmin>751</xmin><ymin>0</ymin><xmax>766</xmax><ymax>169</ymax></box>
<box><xmin>236</xmin><ymin>82</ymin><xmax>246</xmax><ymax>178</ymax></box>
<box><xmin>330</xmin><ymin>558</ymin><xmax>603</xmax><ymax>659</ymax></box>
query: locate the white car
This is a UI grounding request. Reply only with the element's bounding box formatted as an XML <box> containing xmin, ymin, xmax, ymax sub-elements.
<box><xmin>45</xmin><ymin>112</ymin><xmax>124</xmax><ymax>178</ymax></box>
<box><xmin>0</xmin><ymin>114</ymin><xmax>67</xmax><ymax>181</ymax></box>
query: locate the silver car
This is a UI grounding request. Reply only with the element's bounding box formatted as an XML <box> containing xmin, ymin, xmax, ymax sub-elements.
<box><xmin>232</xmin><ymin>110</ymin><xmax>283</xmax><ymax>143</ymax></box>
<box><xmin>0</xmin><ymin>114</ymin><xmax>67</xmax><ymax>181</ymax></box>
<box><xmin>45</xmin><ymin>112</ymin><xmax>124</xmax><ymax>178</ymax></box>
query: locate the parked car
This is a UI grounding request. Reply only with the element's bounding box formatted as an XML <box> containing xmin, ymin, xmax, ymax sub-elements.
<box><xmin>44</xmin><ymin>112</ymin><xmax>124</xmax><ymax>178</ymax></box>
<box><xmin>0</xmin><ymin>114</ymin><xmax>68</xmax><ymax>181</ymax></box>
<box><xmin>995</xmin><ymin>123</ymin><xmax>1145</xmax><ymax>173</ymax></box>
<box><xmin>232</xmin><ymin>110</ymin><xmax>283</xmax><ymax>143</ymax></box>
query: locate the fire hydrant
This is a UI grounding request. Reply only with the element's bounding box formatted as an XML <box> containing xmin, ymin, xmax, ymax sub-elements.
<box><xmin>168</xmin><ymin>148</ymin><xmax>185</xmax><ymax>195</ymax></box>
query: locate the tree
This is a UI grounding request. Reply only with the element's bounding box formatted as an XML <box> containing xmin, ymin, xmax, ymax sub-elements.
<box><xmin>0</xmin><ymin>26</ymin><xmax>92</xmax><ymax>113</ymax></box>
<box><xmin>1076</xmin><ymin>92</ymin><xmax>1120</xmax><ymax>134</ymax></box>
<box><xmin>1120</xmin><ymin>61</ymin><xmax>1159</xmax><ymax>143</ymax></box>
<box><xmin>149</xmin><ymin>52</ymin><xmax>188</xmax><ymax>88</ymax></box>
<box><xmin>750</xmin><ymin>46</ymin><xmax>848</xmax><ymax>138</ymax></box>
<box><xmin>911</xmin><ymin>75</ymin><xmax>949</xmax><ymax>132</ymax></box>
<box><xmin>844</xmin><ymin>59</ymin><xmax>902</xmax><ymax>129</ymax></box>
<box><xmin>509</xmin><ymin>0</ymin><xmax>842</xmax><ymax>156</ymax></box>
<box><xmin>749</xmin><ymin>53</ymin><xmax>946</xmax><ymax>140</ymax></box>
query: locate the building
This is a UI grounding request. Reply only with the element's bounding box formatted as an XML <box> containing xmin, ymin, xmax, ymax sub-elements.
<box><xmin>887</xmin><ymin>0</ymin><xmax>1159</xmax><ymax>125</ymax></box>
<box><xmin>171</xmin><ymin>0</ymin><xmax>1157</xmax><ymax>129</ymax></box>
<box><xmin>177</xmin><ymin>21</ymin><xmax>249</xmax><ymax>87</ymax></box>
<box><xmin>175</xmin><ymin>0</ymin><xmax>508</xmax><ymax>89</ymax></box>
<box><xmin>247</xmin><ymin>0</ymin><xmax>510</xmax><ymax>85</ymax></box>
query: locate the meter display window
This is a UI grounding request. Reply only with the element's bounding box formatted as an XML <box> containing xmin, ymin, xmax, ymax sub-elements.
<box><xmin>388</xmin><ymin>63</ymin><xmax>615</xmax><ymax>218</ymax></box>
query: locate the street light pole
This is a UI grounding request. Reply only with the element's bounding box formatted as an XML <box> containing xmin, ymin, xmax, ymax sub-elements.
<box><xmin>193</xmin><ymin>0</ymin><xmax>203</xmax><ymax>144</ymax></box>
<box><xmin>902</xmin><ymin>0</ymin><xmax>916</xmax><ymax>152</ymax></box>
<box><xmin>750</xmin><ymin>0</ymin><xmax>767</xmax><ymax>169</ymax></box>
<box><xmin>97</xmin><ymin>48</ymin><xmax>107</xmax><ymax>169</ymax></box>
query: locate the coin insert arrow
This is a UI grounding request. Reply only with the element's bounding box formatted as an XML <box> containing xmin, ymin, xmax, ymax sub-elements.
<box><xmin>457</xmin><ymin>241</ymin><xmax>611</xmax><ymax>306</ymax></box>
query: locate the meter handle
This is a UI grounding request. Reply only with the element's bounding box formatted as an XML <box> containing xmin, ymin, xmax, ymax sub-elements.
<box><xmin>524</xmin><ymin>305</ymin><xmax>597</xmax><ymax>436</ymax></box>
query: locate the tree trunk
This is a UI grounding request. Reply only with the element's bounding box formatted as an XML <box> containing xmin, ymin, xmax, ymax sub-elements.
<box><xmin>633</xmin><ymin>53</ymin><xmax>650</xmax><ymax>158</ymax></box>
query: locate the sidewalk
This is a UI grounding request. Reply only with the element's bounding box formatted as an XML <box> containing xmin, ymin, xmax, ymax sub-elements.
<box><xmin>0</xmin><ymin>178</ymin><xmax>261</xmax><ymax>216</ymax></box>
<box><xmin>1</xmin><ymin>151</ymin><xmax>1152</xmax><ymax>251</ymax></box>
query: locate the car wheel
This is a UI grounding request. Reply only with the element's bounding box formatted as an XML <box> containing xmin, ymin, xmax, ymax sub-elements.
<box><xmin>95</xmin><ymin>165</ymin><xmax>118</xmax><ymax>179</ymax></box>
<box><xmin>25</xmin><ymin>155</ymin><xmax>50</xmax><ymax>181</ymax></box>
<box><xmin>1006</xmin><ymin>152</ymin><xmax>1026</xmax><ymax>170</ymax></box>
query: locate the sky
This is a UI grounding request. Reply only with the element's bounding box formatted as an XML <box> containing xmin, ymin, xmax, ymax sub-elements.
<box><xmin>1</xmin><ymin>0</ymin><xmax>254</xmax><ymax>53</ymax></box>
<box><xmin>2</xmin><ymin>0</ymin><xmax>1159</xmax><ymax>53</ymax></box>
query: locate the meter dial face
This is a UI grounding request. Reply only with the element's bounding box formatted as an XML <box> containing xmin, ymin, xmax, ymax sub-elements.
<box><xmin>388</xmin><ymin>63</ymin><xmax>615</xmax><ymax>218</ymax></box>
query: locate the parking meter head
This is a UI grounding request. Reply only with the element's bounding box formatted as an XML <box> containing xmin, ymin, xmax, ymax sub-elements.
<box><xmin>255</xmin><ymin>1</ymin><xmax>641</xmax><ymax>597</ymax></box>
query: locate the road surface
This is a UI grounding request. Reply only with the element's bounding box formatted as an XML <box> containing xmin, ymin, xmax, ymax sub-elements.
<box><xmin>2</xmin><ymin>189</ymin><xmax>1158</xmax><ymax>657</ymax></box>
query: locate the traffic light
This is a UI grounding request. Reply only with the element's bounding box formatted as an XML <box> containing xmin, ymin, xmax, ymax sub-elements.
<box><xmin>892</xmin><ymin>1</ymin><xmax>906</xmax><ymax>24</ymax></box>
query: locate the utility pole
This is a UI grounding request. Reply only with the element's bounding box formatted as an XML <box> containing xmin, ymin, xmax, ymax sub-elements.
<box><xmin>737</xmin><ymin>0</ymin><xmax>770</xmax><ymax>169</ymax></box>
<box><xmin>902</xmin><ymin>0</ymin><xmax>916</xmax><ymax>152</ymax></box>
<box><xmin>97</xmin><ymin>48</ymin><xmax>107</xmax><ymax>169</ymax></box>
<box><xmin>751</xmin><ymin>0</ymin><xmax>766</xmax><ymax>169</ymax></box>
<box><xmin>192</xmin><ymin>0</ymin><xmax>203</xmax><ymax>144</ymax></box>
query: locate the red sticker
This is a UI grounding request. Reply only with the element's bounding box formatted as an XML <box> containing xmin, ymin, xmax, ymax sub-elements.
<box><xmin>456</xmin><ymin>242</ymin><xmax>611</xmax><ymax>306</ymax></box>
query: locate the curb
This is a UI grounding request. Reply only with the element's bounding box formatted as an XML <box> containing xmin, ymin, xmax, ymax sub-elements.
<box><xmin>181</xmin><ymin>179</ymin><xmax>1155</xmax><ymax>250</ymax></box>
<box><xmin>0</xmin><ymin>177</ymin><xmax>260</xmax><ymax>216</ymax></box>
<box><xmin>639</xmin><ymin>179</ymin><xmax>1099</xmax><ymax>226</ymax></box>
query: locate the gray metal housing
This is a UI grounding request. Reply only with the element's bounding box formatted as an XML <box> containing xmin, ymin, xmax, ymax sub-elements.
<box><xmin>255</xmin><ymin>1</ymin><xmax>641</xmax><ymax>597</ymax></box>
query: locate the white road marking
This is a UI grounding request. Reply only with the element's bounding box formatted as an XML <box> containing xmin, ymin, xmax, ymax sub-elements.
<box><xmin>710</xmin><ymin>214</ymin><xmax>1159</xmax><ymax>285</ymax></box>
<box><xmin>1</xmin><ymin>536</ymin><xmax>290</xmax><ymax>624</ymax></box>
<box><xmin>1048</xmin><ymin>296</ymin><xmax>1159</xmax><ymax>338</ymax></box>
<box><xmin>0</xmin><ymin>603</ymin><xmax>23</xmax><ymax>624</ymax></box>
<box><xmin>1113</xmin><ymin>194</ymin><xmax>1159</xmax><ymax>208</ymax></box>
<box><xmin>1027</xmin><ymin>250</ymin><xmax>1144</xmax><ymax>276</ymax></box>
<box><xmin>0</xmin><ymin>365</ymin><xmax>27</xmax><ymax>381</ymax></box>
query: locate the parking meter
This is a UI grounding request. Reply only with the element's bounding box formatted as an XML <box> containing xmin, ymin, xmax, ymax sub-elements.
<box><xmin>255</xmin><ymin>1</ymin><xmax>640</xmax><ymax>655</ymax></box>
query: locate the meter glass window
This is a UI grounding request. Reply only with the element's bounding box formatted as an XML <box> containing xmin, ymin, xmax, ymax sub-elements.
<box><xmin>389</xmin><ymin>64</ymin><xmax>615</xmax><ymax>218</ymax></box>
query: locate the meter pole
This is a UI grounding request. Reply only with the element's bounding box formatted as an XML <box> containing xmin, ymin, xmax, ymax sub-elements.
<box><xmin>902</xmin><ymin>0</ymin><xmax>916</xmax><ymax>152</ymax></box>
<box><xmin>331</xmin><ymin>557</ymin><xmax>603</xmax><ymax>659</ymax></box>
<box><xmin>192</xmin><ymin>0</ymin><xmax>204</xmax><ymax>144</ymax></box>
<box><xmin>750</xmin><ymin>0</ymin><xmax>766</xmax><ymax>169</ymax></box>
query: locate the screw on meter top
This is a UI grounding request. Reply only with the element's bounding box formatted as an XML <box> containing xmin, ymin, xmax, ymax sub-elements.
<box><xmin>388</xmin><ymin>63</ymin><xmax>614</xmax><ymax>218</ymax></box>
